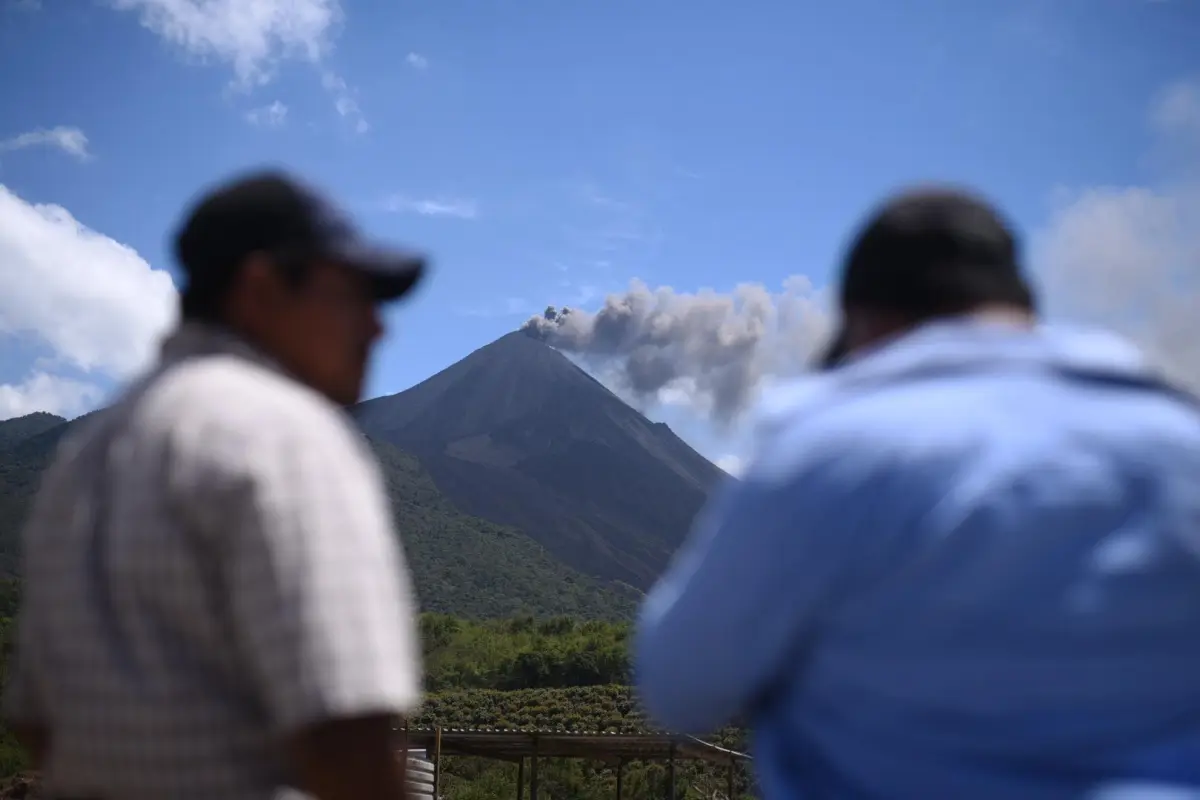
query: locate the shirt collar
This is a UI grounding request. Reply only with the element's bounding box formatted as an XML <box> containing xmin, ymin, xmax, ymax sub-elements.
<box><xmin>158</xmin><ymin>321</ymin><xmax>289</xmax><ymax>377</ymax></box>
<box><xmin>755</xmin><ymin>319</ymin><xmax>1161</xmax><ymax>430</ymax></box>
<box><xmin>841</xmin><ymin>318</ymin><xmax>1154</xmax><ymax>385</ymax></box>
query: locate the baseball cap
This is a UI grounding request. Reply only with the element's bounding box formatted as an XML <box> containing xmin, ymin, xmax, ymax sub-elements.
<box><xmin>174</xmin><ymin>169</ymin><xmax>428</xmax><ymax>303</ymax></box>
<box><xmin>815</xmin><ymin>185</ymin><xmax>1034</xmax><ymax>369</ymax></box>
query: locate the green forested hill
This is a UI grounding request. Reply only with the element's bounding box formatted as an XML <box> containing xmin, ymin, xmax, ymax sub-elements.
<box><xmin>0</xmin><ymin>600</ymin><xmax>752</xmax><ymax>799</ymax></box>
<box><xmin>0</xmin><ymin>414</ymin><xmax>640</xmax><ymax>620</ymax></box>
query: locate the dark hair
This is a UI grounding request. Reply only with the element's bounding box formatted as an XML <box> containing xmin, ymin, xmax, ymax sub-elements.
<box><xmin>173</xmin><ymin>181</ymin><xmax>320</xmax><ymax>322</ymax></box>
<box><xmin>839</xmin><ymin>187</ymin><xmax>1037</xmax><ymax>319</ymax></box>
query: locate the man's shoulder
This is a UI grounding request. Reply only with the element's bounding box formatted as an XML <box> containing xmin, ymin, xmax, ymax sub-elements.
<box><xmin>138</xmin><ymin>355</ymin><xmax>361</xmax><ymax>452</ymax></box>
<box><xmin>750</xmin><ymin>373</ymin><xmax>932</xmax><ymax>458</ymax></box>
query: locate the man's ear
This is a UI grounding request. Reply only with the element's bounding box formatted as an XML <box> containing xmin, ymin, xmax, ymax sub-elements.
<box><xmin>225</xmin><ymin>253</ymin><xmax>282</xmax><ymax>328</ymax></box>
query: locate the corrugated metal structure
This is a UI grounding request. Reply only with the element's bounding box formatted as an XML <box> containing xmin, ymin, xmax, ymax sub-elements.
<box><xmin>398</xmin><ymin>726</ymin><xmax>751</xmax><ymax>800</ymax></box>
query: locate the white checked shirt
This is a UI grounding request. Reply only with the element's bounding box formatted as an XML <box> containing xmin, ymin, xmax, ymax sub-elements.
<box><xmin>3</xmin><ymin>322</ymin><xmax>422</xmax><ymax>800</ymax></box>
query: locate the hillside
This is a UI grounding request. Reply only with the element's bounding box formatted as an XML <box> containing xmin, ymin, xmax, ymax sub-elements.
<box><xmin>355</xmin><ymin>331</ymin><xmax>724</xmax><ymax>590</ymax></box>
<box><xmin>0</xmin><ymin>607</ymin><xmax>753</xmax><ymax>799</ymax></box>
<box><xmin>0</xmin><ymin>413</ymin><xmax>63</xmax><ymax>452</ymax></box>
<box><xmin>0</xmin><ymin>414</ymin><xmax>639</xmax><ymax>620</ymax></box>
<box><xmin>0</xmin><ymin>414</ymin><xmax>78</xmax><ymax>573</ymax></box>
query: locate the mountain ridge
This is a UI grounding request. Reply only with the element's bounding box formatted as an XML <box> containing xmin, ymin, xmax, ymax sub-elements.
<box><xmin>0</xmin><ymin>328</ymin><xmax>721</xmax><ymax>609</ymax></box>
<box><xmin>355</xmin><ymin>330</ymin><xmax>722</xmax><ymax>589</ymax></box>
<box><xmin>0</xmin><ymin>412</ymin><xmax>639</xmax><ymax>619</ymax></box>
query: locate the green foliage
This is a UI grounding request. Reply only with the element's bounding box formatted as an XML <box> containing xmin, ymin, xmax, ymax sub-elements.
<box><xmin>421</xmin><ymin>614</ymin><xmax>632</xmax><ymax>692</ymax></box>
<box><xmin>0</xmin><ymin>602</ymin><xmax>755</xmax><ymax>798</ymax></box>
<box><xmin>410</xmin><ymin>686</ymin><xmax>754</xmax><ymax>800</ymax></box>
<box><xmin>0</xmin><ymin>414</ymin><xmax>641</xmax><ymax>621</ymax></box>
<box><xmin>0</xmin><ymin>416</ymin><xmax>746</xmax><ymax>798</ymax></box>
<box><xmin>0</xmin><ymin>580</ymin><xmax>28</xmax><ymax>782</ymax></box>
<box><xmin>371</xmin><ymin>442</ymin><xmax>641</xmax><ymax>621</ymax></box>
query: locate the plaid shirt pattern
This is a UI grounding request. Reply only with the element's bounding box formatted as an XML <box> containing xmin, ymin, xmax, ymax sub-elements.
<box><xmin>3</xmin><ymin>323</ymin><xmax>422</xmax><ymax>800</ymax></box>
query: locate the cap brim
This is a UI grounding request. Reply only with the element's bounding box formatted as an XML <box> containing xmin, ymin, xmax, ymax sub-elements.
<box><xmin>334</xmin><ymin>242</ymin><xmax>429</xmax><ymax>302</ymax></box>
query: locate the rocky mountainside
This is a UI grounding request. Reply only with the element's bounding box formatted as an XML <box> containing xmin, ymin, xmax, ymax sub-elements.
<box><xmin>0</xmin><ymin>329</ymin><xmax>723</xmax><ymax>614</ymax></box>
<box><xmin>354</xmin><ymin>331</ymin><xmax>723</xmax><ymax>590</ymax></box>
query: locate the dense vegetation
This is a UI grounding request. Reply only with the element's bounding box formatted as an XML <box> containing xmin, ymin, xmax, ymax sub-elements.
<box><xmin>0</xmin><ymin>601</ymin><xmax>752</xmax><ymax>799</ymax></box>
<box><xmin>0</xmin><ymin>407</ymin><xmax>745</xmax><ymax>799</ymax></box>
<box><xmin>414</xmin><ymin>616</ymin><xmax>754</xmax><ymax>800</ymax></box>
<box><xmin>372</xmin><ymin>442</ymin><xmax>641</xmax><ymax>620</ymax></box>
<box><xmin>0</xmin><ymin>414</ymin><xmax>641</xmax><ymax>620</ymax></box>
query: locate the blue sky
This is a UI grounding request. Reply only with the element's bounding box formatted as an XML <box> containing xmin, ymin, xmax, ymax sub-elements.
<box><xmin>1</xmin><ymin>0</ymin><xmax>1198</xmax><ymax>469</ymax></box>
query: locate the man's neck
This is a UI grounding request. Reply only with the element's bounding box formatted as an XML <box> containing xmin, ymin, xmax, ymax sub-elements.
<box><xmin>964</xmin><ymin>304</ymin><xmax>1037</xmax><ymax>330</ymax></box>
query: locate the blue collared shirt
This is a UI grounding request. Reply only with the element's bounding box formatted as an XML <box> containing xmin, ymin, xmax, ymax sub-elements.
<box><xmin>635</xmin><ymin>320</ymin><xmax>1200</xmax><ymax>800</ymax></box>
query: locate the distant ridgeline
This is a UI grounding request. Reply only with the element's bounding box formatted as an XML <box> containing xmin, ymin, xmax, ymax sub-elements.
<box><xmin>0</xmin><ymin>331</ymin><xmax>723</xmax><ymax>619</ymax></box>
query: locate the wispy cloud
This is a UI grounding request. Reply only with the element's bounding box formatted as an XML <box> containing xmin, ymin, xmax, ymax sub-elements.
<box><xmin>322</xmin><ymin>71</ymin><xmax>369</xmax><ymax>133</ymax></box>
<box><xmin>0</xmin><ymin>126</ymin><xmax>91</xmax><ymax>161</ymax></box>
<box><xmin>108</xmin><ymin>0</ymin><xmax>341</xmax><ymax>87</ymax></box>
<box><xmin>405</xmin><ymin>52</ymin><xmax>429</xmax><ymax>71</ymax></box>
<box><xmin>1152</xmin><ymin>79</ymin><xmax>1200</xmax><ymax>138</ymax></box>
<box><xmin>107</xmin><ymin>0</ymin><xmax>367</xmax><ymax>130</ymax></box>
<box><xmin>385</xmin><ymin>194</ymin><xmax>478</xmax><ymax>220</ymax></box>
<box><xmin>245</xmin><ymin>100</ymin><xmax>288</xmax><ymax>127</ymax></box>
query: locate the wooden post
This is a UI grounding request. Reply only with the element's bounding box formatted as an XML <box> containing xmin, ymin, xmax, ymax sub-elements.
<box><xmin>667</xmin><ymin>743</ymin><xmax>676</xmax><ymax>800</ymax></box>
<box><xmin>530</xmin><ymin>737</ymin><xmax>540</xmax><ymax>800</ymax></box>
<box><xmin>433</xmin><ymin>726</ymin><xmax>442</xmax><ymax>800</ymax></box>
<box><xmin>400</xmin><ymin>719</ymin><xmax>409</xmax><ymax>788</ymax></box>
<box><xmin>727</xmin><ymin>756</ymin><xmax>735</xmax><ymax>800</ymax></box>
<box><xmin>516</xmin><ymin>757</ymin><xmax>525</xmax><ymax>800</ymax></box>
<box><xmin>615</xmin><ymin>759</ymin><xmax>624</xmax><ymax>800</ymax></box>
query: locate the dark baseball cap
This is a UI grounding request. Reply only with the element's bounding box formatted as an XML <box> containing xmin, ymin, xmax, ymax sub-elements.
<box><xmin>816</xmin><ymin>185</ymin><xmax>1034</xmax><ymax>369</ymax></box>
<box><xmin>174</xmin><ymin>169</ymin><xmax>428</xmax><ymax>303</ymax></box>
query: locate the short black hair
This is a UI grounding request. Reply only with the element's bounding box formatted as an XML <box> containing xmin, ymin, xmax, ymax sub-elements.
<box><xmin>838</xmin><ymin>186</ymin><xmax>1037</xmax><ymax>317</ymax></box>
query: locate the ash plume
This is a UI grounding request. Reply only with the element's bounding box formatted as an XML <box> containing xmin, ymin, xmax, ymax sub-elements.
<box><xmin>520</xmin><ymin>82</ymin><xmax>1200</xmax><ymax>429</ymax></box>
<box><xmin>520</xmin><ymin>278</ymin><xmax>831</xmax><ymax>425</ymax></box>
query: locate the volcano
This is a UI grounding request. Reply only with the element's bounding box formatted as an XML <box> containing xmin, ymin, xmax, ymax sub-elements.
<box><xmin>354</xmin><ymin>331</ymin><xmax>723</xmax><ymax>589</ymax></box>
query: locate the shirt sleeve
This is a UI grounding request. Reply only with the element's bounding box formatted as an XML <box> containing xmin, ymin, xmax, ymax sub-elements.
<box><xmin>179</xmin><ymin>401</ymin><xmax>422</xmax><ymax>736</ymax></box>
<box><xmin>634</xmin><ymin>424</ymin><xmax>872</xmax><ymax>735</ymax></box>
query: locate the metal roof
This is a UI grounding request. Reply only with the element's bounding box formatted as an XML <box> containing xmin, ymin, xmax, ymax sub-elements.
<box><xmin>400</xmin><ymin>727</ymin><xmax>750</xmax><ymax>765</ymax></box>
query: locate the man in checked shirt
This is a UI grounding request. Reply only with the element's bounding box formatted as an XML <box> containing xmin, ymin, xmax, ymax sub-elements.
<box><xmin>3</xmin><ymin>170</ymin><xmax>427</xmax><ymax>800</ymax></box>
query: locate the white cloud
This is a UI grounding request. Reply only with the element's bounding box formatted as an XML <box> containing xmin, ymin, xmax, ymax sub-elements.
<box><xmin>0</xmin><ymin>185</ymin><xmax>178</xmax><ymax>420</ymax></box>
<box><xmin>322</xmin><ymin>71</ymin><xmax>369</xmax><ymax>133</ymax></box>
<box><xmin>109</xmin><ymin>0</ymin><xmax>341</xmax><ymax>87</ymax></box>
<box><xmin>405</xmin><ymin>52</ymin><xmax>428</xmax><ymax>70</ymax></box>
<box><xmin>108</xmin><ymin>0</ymin><xmax>366</xmax><ymax>129</ymax></box>
<box><xmin>1152</xmin><ymin>79</ymin><xmax>1200</xmax><ymax>137</ymax></box>
<box><xmin>0</xmin><ymin>126</ymin><xmax>91</xmax><ymax>161</ymax></box>
<box><xmin>245</xmin><ymin>99</ymin><xmax>288</xmax><ymax>127</ymax></box>
<box><xmin>1036</xmin><ymin>76</ymin><xmax>1200</xmax><ymax>392</ymax></box>
<box><xmin>385</xmin><ymin>194</ymin><xmax>478</xmax><ymax>220</ymax></box>
<box><xmin>0</xmin><ymin>372</ymin><xmax>102</xmax><ymax>421</ymax></box>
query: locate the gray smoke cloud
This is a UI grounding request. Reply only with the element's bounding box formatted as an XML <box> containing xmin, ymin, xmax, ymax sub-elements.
<box><xmin>523</xmin><ymin>78</ymin><xmax>1200</xmax><ymax>428</ymax></box>
<box><xmin>520</xmin><ymin>277</ymin><xmax>831</xmax><ymax>425</ymax></box>
<box><xmin>1035</xmin><ymin>76</ymin><xmax>1200</xmax><ymax>395</ymax></box>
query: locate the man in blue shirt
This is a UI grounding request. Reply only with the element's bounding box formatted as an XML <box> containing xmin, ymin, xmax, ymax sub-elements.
<box><xmin>635</xmin><ymin>187</ymin><xmax>1200</xmax><ymax>799</ymax></box>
